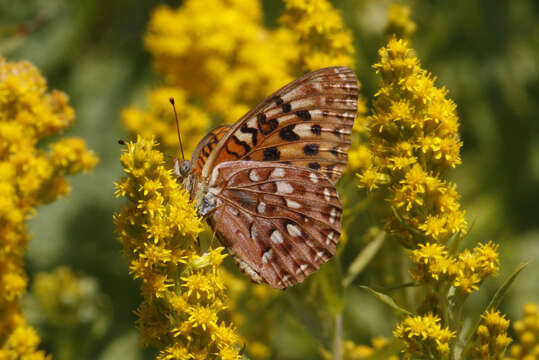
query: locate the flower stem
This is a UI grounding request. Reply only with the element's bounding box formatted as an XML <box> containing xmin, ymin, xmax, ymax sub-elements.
<box><xmin>332</xmin><ymin>312</ymin><xmax>343</xmax><ymax>360</ymax></box>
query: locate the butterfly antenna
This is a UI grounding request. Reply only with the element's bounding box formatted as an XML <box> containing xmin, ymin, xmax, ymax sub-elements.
<box><xmin>169</xmin><ymin>97</ymin><xmax>185</xmax><ymax>161</ymax></box>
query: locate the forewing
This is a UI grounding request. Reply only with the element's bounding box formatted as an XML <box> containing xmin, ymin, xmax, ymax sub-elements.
<box><xmin>208</xmin><ymin>161</ymin><xmax>342</xmax><ymax>289</ymax></box>
<box><xmin>190</xmin><ymin>124</ymin><xmax>231</xmax><ymax>176</ymax></box>
<box><xmin>202</xmin><ymin>66</ymin><xmax>359</xmax><ymax>184</ymax></box>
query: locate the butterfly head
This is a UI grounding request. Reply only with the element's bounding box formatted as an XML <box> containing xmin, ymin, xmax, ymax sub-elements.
<box><xmin>173</xmin><ymin>158</ymin><xmax>195</xmax><ymax>192</ymax></box>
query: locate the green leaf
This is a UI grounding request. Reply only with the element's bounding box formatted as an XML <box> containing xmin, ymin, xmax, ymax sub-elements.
<box><xmin>459</xmin><ymin>261</ymin><xmax>529</xmax><ymax>360</ymax></box>
<box><xmin>360</xmin><ymin>286</ymin><xmax>413</xmax><ymax>316</ymax></box>
<box><xmin>343</xmin><ymin>231</ymin><xmax>385</xmax><ymax>287</ymax></box>
<box><xmin>486</xmin><ymin>260</ymin><xmax>529</xmax><ymax>310</ymax></box>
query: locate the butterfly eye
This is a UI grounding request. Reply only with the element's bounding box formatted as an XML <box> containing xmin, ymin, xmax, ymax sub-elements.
<box><xmin>180</xmin><ymin>160</ymin><xmax>191</xmax><ymax>175</ymax></box>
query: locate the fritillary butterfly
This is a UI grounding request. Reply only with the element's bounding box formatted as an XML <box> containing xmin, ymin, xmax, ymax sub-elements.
<box><xmin>174</xmin><ymin>66</ymin><xmax>359</xmax><ymax>289</ymax></box>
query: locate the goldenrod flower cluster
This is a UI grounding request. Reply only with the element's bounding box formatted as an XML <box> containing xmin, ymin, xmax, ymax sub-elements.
<box><xmin>385</xmin><ymin>4</ymin><xmax>417</xmax><ymax>39</ymax></box>
<box><xmin>471</xmin><ymin>309</ymin><xmax>512</xmax><ymax>359</ymax></box>
<box><xmin>280</xmin><ymin>0</ymin><xmax>355</xmax><ymax>72</ymax></box>
<box><xmin>0</xmin><ymin>57</ymin><xmax>97</xmax><ymax>358</ymax></box>
<box><xmin>506</xmin><ymin>303</ymin><xmax>539</xmax><ymax>360</ymax></box>
<box><xmin>32</xmin><ymin>266</ymin><xmax>106</xmax><ymax>329</ymax></box>
<box><xmin>394</xmin><ymin>313</ymin><xmax>455</xmax><ymax>359</ymax></box>
<box><xmin>410</xmin><ymin>241</ymin><xmax>500</xmax><ymax>294</ymax></box>
<box><xmin>358</xmin><ymin>38</ymin><xmax>467</xmax><ymax>248</ymax></box>
<box><xmin>114</xmin><ymin>137</ymin><xmax>240</xmax><ymax>360</ymax></box>
<box><xmin>143</xmin><ymin>0</ymin><xmax>296</xmax><ymax>125</ymax></box>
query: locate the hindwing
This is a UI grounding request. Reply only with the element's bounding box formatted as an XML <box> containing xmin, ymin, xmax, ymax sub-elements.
<box><xmin>207</xmin><ymin>161</ymin><xmax>342</xmax><ymax>289</ymax></box>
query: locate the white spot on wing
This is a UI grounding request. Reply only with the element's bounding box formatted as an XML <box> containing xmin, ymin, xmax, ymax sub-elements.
<box><xmin>270</xmin><ymin>230</ymin><xmax>284</xmax><ymax>244</ymax></box>
<box><xmin>235</xmin><ymin>258</ymin><xmax>262</xmax><ymax>283</ymax></box>
<box><xmin>276</xmin><ymin>182</ymin><xmax>294</xmax><ymax>194</ymax></box>
<box><xmin>326</xmin><ymin>232</ymin><xmax>335</xmax><ymax>245</ymax></box>
<box><xmin>286</xmin><ymin>223</ymin><xmax>302</xmax><ymax>237</ymax></box>
<box><xmin>249</xmin><ymin>170</ymin><xmax>261</xmax><ymax>182</ymax></box>
<box><xmin>296</xmin><ymin>264</ymin><xmax>308</xmax><ymax>274</ymax></box>
<box><xmin>250</xmin><ymin>224</ymin><xmax>259</xmax><ymax>241</ymax></box>
<box><xmin>270</xmin><ymin>168</ymin><xmax>285</xmax><ymax>178</ymax></box>
<box><xmin>309</xmin><ymin>172</ymin><xmax>319</xmax><ymax>184</ymax></box>
<box><xmin>315</xmin><ymin>251</ymin><xmax>325</xmax><ymax>261</ymax></box>
<box><xmin>324</xmin><ymin>188</ymin><xmax>332</xmax><ymax>202</ymax></box>
<box><xmin>262</xmin><ymin>249</ymin><xmax>273</xmax><ymax>264</ymax></box>
<box><xmin>285</xmin><ymin>199</ymin><xmax>301</xmax><ymax>209</ymax></box>
<box><xmin>329</xmin><ymin>208</ymin><xmax>338</xmax><ymax>224</ymax></box>
<box><xmin>257</xmin><ymin>202</ymin><xmax>266</xmax><ymax>214</ymax></box>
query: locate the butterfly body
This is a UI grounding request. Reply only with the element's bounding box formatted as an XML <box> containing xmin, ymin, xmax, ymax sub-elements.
<box><xmin>175</xmin><ymin>66</ymin><xmax>359</xmax><ymax>289</ymax></box>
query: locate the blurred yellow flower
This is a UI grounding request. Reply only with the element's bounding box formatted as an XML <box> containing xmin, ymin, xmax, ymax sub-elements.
<box><xmin>122</xmin><ymin>87</ymin><xmax>210</xmax><ymax>156</ymax></box>
<box><xmin>385</xmin><ymin>4</ymin><xmax>417</xmax><ymax>39</ymax></box>
<box><xmin>114</xmin><ymin>136</ymin><xmax>240</xmax><ymax>359</ymax></box>
<box><xmin>144</xmin><ymin>0</ymin><xmax>296</xmax><ymax>124</ymax></box>
<box><xmin>471</xmin><ymin>309</ymin><xmax>512</xmax><ymax>359</ymax></box>
<box><xmin>506</xmin><ymin>303</ymin><xmax>539</xmax><ymax>360</ymax></box>
<box><xmin>280</xmin><ymin>0</ymin><xmax>355</xmax><ymax>72</ymax></box>
<box><xmin>0</xmin><ymin>56</ymin><xmax>97</xmax><ymax>358</ymax></box>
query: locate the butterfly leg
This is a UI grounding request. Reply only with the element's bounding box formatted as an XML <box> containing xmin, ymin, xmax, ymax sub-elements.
<box><xmin>209</xmin><ymin>227</ymin><xmax>217</xmax><ymax>249</ymax></box>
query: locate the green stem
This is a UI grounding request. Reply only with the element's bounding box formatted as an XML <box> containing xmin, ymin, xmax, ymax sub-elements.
<box><xmin>332</xmin><ymin>313</ymin><xmax>343</xmax><ymax>360</ymax></box>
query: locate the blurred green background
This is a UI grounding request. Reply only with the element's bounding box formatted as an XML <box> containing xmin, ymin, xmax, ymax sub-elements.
<box><xmin>1</xmin><ymin>0</ymin><xmax>538</xmax><ymax>359</ymax></box>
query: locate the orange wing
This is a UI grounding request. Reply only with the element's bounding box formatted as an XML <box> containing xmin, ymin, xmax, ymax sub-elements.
<box><xmin>201</xmin><ymin>66</ymin><xmax>359</xmax><ymax>184</ymax></box>
<box><xmin>190</xmin><ymin>124</ymin><xmax>231</xmax><ymax>176</ymax></box>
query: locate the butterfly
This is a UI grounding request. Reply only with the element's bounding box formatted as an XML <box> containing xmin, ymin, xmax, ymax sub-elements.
<box><xmin>174</xmin><ymin>66</ymin><xmax>359</xmax><ymax>289</ymax></box>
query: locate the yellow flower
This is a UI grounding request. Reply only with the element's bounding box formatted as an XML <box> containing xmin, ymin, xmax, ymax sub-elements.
<box><xmin>471</xmin><ymin>309</ymin><xmax>512</xmax><ymax>359</ymax></box>
<box><xmin>144</xmin><ymin>0</ymin><xmax>296</xmax><ymax>124</ymax></box>
<box><xmin>114</xmin><ymin>136</ymin><xmax>240</xmax><ymax>359</ymax></box>
<box><xmin>409</xmin><ymin>241</ymin><xmax>499</xmax><ymax>294</ymax></box>
<box><xmin>453</xmin><ymin>242</ymin><xmax>500</xmax><ymax>294</ymax></box>
<box><xmin>385</xmin><ymin>4</ymin><xmax>417</xmax><ymax>39</ymax></box>
<box><xmin>506</xmin><ymin>303</ymin><xmax>539</xmax><ymax>360</ymax></box>
<box><xmin>0</xmin><ymin>56</ymin><xmax>97</xmax><ymax>356</ymax></box>
<box><xmin>31</xmin><ymin>266</ymin><xmax>107</xmax><ymax>329</ymax></box>
<box><xmin>280</xmin><ymin>0</ymin><xmax>355</xmax><ymax>72</ymax></box>
<box><xmin>358</xmin><ymin>38</ymin><xmax>467</xmax><ymax>248</ymax></box>
<box><xmin>394</xmin><ymin>313</ymin><xmax>455</xmax><ymax>359</ymax></box>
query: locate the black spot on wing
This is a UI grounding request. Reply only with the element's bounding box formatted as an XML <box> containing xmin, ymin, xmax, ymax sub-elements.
<box><xmin>308</xmin><ymin>162</ymin><xmax>321</xmax><ymax>170</ymax></box>
<box><xmin>273</xmin><ymin>96</ymin><xmax>284</xmax><ymax>105</ymax></box>
<box><xmin>257</xmin><ymin>113</ymin><xmax>278</xmax><ymax>135</ymax></box>
<box><xmin>282</xmin><ymin>103</ymin><xmax>292</xmax><ymax>113</ymax></box>
<box><xmin>311</xmin><ymin>124</ymin><xmax>322</xmax><ymax>135</ymax></box>
<box><xmin>296</xmin><ymin>110</ymin><xmax>311</xmax><ymax>120</ymax></box>
<box><xmin>263</xmin><ymin>147</ymin><xmax>280</xmax><ymax>161</ymax></box>
<box><xmin>303</xmin><ymin>144</ymin><xmax>319</xmax><ymax>156</ymax></box>
<box><xmin>279</xmin><ymin>124</ymin><xmax>300</xmax><ymax>141</ymax></box>
<box><xmin>240</xmin><ymin>123</ymin><xmax>259</xmax><ymax>146</ymax></box>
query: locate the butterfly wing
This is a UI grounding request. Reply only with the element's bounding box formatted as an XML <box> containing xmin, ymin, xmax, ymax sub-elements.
<box><xmin>190</xmin><ymin>124</ymin><xmax>231</xmax><ymax>176</ymax></box>
<box><xmin>201</xmin><ymin>66</ymin><xmax>359</xmax><ymax>184</ymax></box>
<box><xmin>207</xmin><ymin>161</ymin><xmax>342</xmax><ymax>289</ymax></box>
